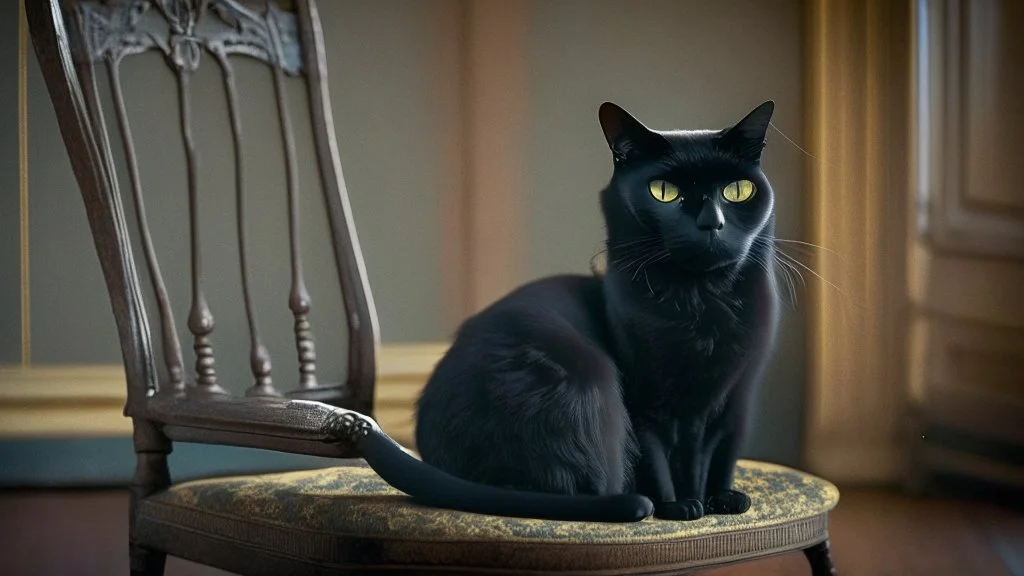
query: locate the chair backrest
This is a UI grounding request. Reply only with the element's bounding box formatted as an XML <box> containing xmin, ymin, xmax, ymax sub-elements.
<box><xmin>25</xmin><ymin>0</ymin><xmax>380</xmax><ymax>419</ymax></box>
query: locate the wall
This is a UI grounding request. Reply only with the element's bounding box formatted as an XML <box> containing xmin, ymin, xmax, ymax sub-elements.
<box><xmin>523</xmin><ymin>0</ymin><xmax>806</xmax><ymax>464</ymax></box>
<box><xmin>0</xmin><ymin>12</ymin><xmax>21</xmax><ymax>365</ymax></box>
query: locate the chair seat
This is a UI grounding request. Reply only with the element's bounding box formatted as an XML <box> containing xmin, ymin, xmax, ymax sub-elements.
<box><xmin>135</xmin><ymin>459</ymin><xmax>839</xmax><ymax>575</ymax></box>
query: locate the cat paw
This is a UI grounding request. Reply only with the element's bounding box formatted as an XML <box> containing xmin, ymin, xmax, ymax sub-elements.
<box><xmin>653</xmin><ymin>498</ymin><xmax>705</xmax><ymax>521</ymax></box>
<box><xmin>705</xmin><ymin>489</ymin><xmax>751</xmax><ymax>515</ymax></box>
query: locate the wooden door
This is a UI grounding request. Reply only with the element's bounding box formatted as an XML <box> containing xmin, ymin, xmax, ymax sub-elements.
<box><xmin>907</xmin><ymin>0</ymin><xmax>1024</xmax><ymax>493</ymax></box>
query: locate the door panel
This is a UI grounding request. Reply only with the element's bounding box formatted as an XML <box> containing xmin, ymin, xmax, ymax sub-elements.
<box><xmin>908</xmin><ymin>0</ymin><xmax>1024</xmax><ymax>493</ymax></box>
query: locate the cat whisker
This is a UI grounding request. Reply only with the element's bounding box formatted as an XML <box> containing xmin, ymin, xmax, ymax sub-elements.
<box><xmin>605</xmin><ymin>236</ymin><xmax>664</xmax><ymax>252</ymax></box>
<box><xmin>768</xmin><ymin>122</ymin><xmax>844</xmax><ymax>174</ymax></box>
<box><xmin>631</xmin><ymin>250</ymin><xmax>670</xmax><ymax>283</ymax></box>
<box><xmin>774</xmin><ymin>250</ymin><xmax>862</xmax><ymax>307</ymax></box>
<box><xmin>747</xmin><ymin>249</ymin><xmax>798</xmax><ymax>310</ymax></box>
<box><xmin>609</xmin><ymin>241</ymin><xmax>663</xmax><ymax>261</ymax></box>
<box><xmin>611</xmin><ymin>241</ymin><xmax>671</xmax><ymax>278</ymax></box>
<box><xmin>747</xmin><ymin>238</ymin><xmax>805</xmax><ymax>310</ymax></box>
<box><xmin>612</xmin><ymin>247</ymin><xmax>663</xmax><ymax>264</ymax></box>
<box><xmin>614</xmin><ymin>251</ymin><xmax>653</xmax><ymax>275</ymax></box>
<box><xmin>771</xmin><ymin>254</ymin><xmax>801</xmax><ymax>310</ymax></box>
<box><xmin>772</xmin><ymin>247</ymin><xmax>819</xmax><ymax>272</ymax></box>
<box><xmin>774</xmin><ymin>252</ymin><xmax>806</xmax><ymax>289</ymax></box>
<box><xmin>754</xmin><ymin>238</ymin><xmax>867</xmax><ymax>319</ymax></box>
<box><xmin>773</xmin><ymin>238</ymin><xmax>848</xmax><ymax>264</ymax></box>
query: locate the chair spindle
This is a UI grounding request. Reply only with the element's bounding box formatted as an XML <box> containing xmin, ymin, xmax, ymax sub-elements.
<box><xmin>108</xmin><ymin>62</ymin><xmax>188</xmax><ymax>391</ymax></box>
<box><xmin>215</xmin><ymin>50</ymin><xmax>278</xmax><ymax>397</ymax></box>
<box><xmin>178</xmin><ymin>69</ymin><xmax>222</xmax><ymax>393</ymax></box>
<box><xmin>270</xmin><ymin>31</ymin><xmax>319</xmax><ymax>390</ymax></box>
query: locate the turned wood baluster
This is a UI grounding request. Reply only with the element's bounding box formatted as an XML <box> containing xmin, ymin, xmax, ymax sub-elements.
<box><xmin>215</xmin><ymin>50</ymin><xmax>277</xmax><ymax>397</ymax></box>
<box><xmin>177</xmin><ymin>69</ymin><xmax>222</xmax><ymax>394</ymax></box>
<box><xmin>270</xmin><ymin>23</ymin><xmax>318</xmax><ymax>390</ymax></box>
<box><xmin>108</xmin><ymin>61</ymin><xmax>187</xmax><ymax>391</ymax></box>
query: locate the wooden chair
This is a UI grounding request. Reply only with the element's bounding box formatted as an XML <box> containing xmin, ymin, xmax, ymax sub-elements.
<box><xmin>26</xmin><ymin>0</ymin><xmax>840</xmax><ymax>574</ymax></box>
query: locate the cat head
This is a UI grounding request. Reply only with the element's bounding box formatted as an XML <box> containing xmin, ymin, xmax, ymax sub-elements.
<box><xmin>598</xmin><ymin>101</ymin><xmax>775</xmax><ymax>275</ymax></box>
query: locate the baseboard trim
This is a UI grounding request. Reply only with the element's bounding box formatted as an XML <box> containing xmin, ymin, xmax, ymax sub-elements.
<box><xmin>0</xmin><ymin>342</ymin><xmax>448</xmax><ymax>443</ymax></box>
<box><xmin>805</xmin><ymin>441</ymin><xmax>904</xmax><ymax>485</ymax></box>
<box><xmin>0</xmin><ymin>437</ymin><xmax>353</xmax><ymax>487</ymax></box>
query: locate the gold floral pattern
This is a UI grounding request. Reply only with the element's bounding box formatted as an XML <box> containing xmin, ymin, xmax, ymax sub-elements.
<box><xmin>147</xmin><ymin>459</ymin><xmax>838</xmax><ymax>544</ymax></box>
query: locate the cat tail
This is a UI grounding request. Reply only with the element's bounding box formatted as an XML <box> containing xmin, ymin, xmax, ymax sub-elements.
<box><xmin>358</xmin><ymin>428</ymin><xmax>654</xmax><ymax>523</ymax></box>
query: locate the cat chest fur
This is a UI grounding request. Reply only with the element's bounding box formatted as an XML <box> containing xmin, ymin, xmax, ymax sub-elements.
<box><xmin>610</xmin><ymin>276</ymin><xmax>767</xmax><ymax>415</ymax></box>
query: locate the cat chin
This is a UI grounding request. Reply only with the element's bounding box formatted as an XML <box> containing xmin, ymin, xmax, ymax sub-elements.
<box><xmin>665</xmin><ymin>247</ymin><xmax>740</xmax><ymax>273</ymax></box>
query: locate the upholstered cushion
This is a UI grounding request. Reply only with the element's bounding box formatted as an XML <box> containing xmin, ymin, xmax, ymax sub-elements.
<box><xmin>136</xmin><ymin>459</ymin><xmax>838</xmax><ymax>574</ymax></box>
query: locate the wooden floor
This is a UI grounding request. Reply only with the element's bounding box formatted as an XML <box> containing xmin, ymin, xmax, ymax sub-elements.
<box><xmin>1</xmin><ymin>488</ymin><xmax>1021</xmax><ymax>575</ymax></box>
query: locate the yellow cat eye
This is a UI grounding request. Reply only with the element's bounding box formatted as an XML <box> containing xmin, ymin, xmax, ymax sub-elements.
<box><xmin>722</xmin><ymin>180</ymin><xmax>757</xmax><ymax>203</ymax></box>
<box><xmin>648</xmin><ymin>180</ymin><xmax>680</xmax><ymax>203</ymax></box>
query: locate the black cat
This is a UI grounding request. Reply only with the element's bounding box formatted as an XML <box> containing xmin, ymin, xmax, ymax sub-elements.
<box><xmin>359</xmin><ymin>101</ymin><xmax>780</xmax><ymax>523</ymax></box>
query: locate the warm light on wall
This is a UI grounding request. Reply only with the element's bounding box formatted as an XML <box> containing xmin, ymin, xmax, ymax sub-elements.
<box><xmin>802</xmin><ymin>0</ymin><xmax>911</xmax><ymax>484</ymax></box>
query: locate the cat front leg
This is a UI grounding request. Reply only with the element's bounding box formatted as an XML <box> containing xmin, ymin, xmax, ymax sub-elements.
<box><xmin>703</xmin><ymin>434</ymin><xmax>750</xmax><ymax>514</ymax></box>
<box><xmin>703</xmin><ymin>407</ymin><xmax>752</xmax><ymax>515</ymax></box>
<box><xmin>635</xmin><ymin>426</ymin><xmax>704</xmax><ymax>521</ymax></box>
<box><xmin>666</xmin><ymin>420</ymin><xmax>708</xmax><ymax>521</ymax></box>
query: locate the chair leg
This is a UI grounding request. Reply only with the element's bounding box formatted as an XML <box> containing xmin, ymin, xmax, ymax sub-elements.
<box><xmin>803</xmin><ymin>539</ymin><xmax>836</xmax><ymax>576</ymax></box>
<box><xmin>130</xmin><ymin>543</ymin><xmax>166</xmax><ymax>576</ymax></box>
<box><xmin>129</xmin><ymin>423</ymin><xmax>172</xmax><ymax>576</ymax></box>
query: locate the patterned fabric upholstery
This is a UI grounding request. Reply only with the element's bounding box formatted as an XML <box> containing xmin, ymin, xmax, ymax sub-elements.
<box><xmin>136</xmin><ymin>459</ymin><xmax>839</xmax><ymax>574</ymax></box>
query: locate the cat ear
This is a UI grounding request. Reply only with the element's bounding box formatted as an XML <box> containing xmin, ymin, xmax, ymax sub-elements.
<box><xmin>599</xmin><ymin>102</ymin><xmax>662</xmax><ymax>165</ymax></box>
<box><xmin>718</xmin><ymin>101</ymin><xmax>775</xmax><ymax>162</ymax></box>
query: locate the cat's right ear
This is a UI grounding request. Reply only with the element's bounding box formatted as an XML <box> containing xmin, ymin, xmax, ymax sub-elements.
<box><xmin>599</xmin><ymin>102</ymin><xmax>660</xmax><ymax>166</ymax></box>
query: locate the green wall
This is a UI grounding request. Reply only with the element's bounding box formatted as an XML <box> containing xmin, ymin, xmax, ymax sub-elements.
<box><xmin>0</xmin><ymin>10</ymin><xmax>21</xmax><ymax>365</ymax></box>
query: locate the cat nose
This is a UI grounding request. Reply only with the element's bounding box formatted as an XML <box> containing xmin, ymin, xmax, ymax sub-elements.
<box><xmin>696</xmin><ymin>200</ymin><xmax>725</xmax><ymax>231</ymax></box>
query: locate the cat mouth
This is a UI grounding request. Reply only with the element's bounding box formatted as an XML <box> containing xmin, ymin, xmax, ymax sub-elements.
<box><xmin>667</xmin><ymin>236</ymin><xmax>738</xmax><ymax>271</ymax></box>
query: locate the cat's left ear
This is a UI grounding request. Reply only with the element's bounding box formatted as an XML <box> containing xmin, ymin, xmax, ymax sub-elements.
<box><xmin>718</xmin><ymin>101</ymin><xmax>775</xmax><ymax>162</ymax></box>
<box><xmin>599</xmin><ymin>102</ymin><xmax>665</xmax><ymax>166</ymax></box>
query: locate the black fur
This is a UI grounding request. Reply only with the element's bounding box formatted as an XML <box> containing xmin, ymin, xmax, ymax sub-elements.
<box><xmin>360</xmin><ymin>101</ymin><xmax>780</xmax><ymax>523</ymax></box>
